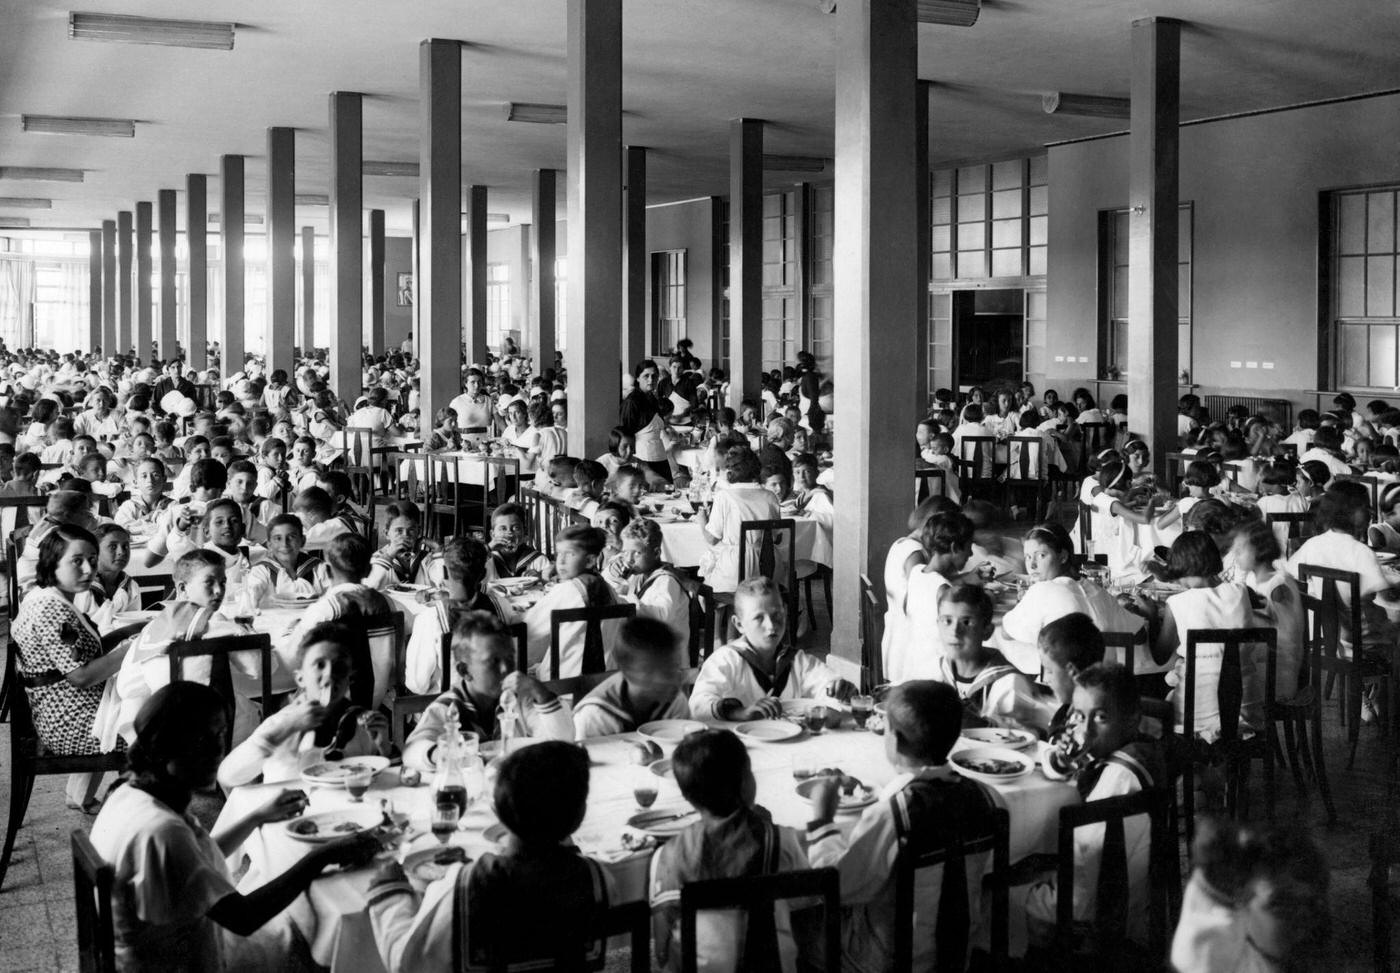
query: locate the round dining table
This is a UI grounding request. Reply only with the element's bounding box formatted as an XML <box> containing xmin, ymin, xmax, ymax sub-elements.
<box><xmin>217</xmin><ymin>721</ymin><xmax>1079</xmax><ymax>973</ymax></box>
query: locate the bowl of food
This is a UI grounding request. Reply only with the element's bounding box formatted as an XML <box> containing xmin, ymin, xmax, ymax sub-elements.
<box><xmin>949</xmin><ymin>746</ymin><xmax>1035</xmax><ymax>785</ymax></box>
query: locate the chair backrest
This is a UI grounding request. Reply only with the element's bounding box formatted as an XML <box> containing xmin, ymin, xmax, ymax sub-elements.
<box><xmin>542</xmin><ymin>668</ymin><xmax>615</xmax><ymax>701</ymax></box>
<box><xmin>679</xmin><ymin>867</ymin><xmax>841</xmax><ymax>973</ymax></box>
<box><xmin>601</xmin><ymin>900</ymin><xmax>650</xmax><ymax>973</ymax></box>
<box><xmin>1080</xmin><ymin>422</ymin><xmax>1113</xmax><ymax>456</ymax></box>
<box><xmin>1100</xmin><ymin>630</ymin><xmax>1139</xmax><ymax>677</ymax></box>
<box><xmin>1183</xmin><ymin>627</ymin><xmax>1277</xmax><ymax>746</ymax></box>
<box><xmin>549</xmin><ymin>603</ymin><xmax>637</xmax><ymax>677</ymax></box>
<box><xmin>6</xmin><ymin>638</ymin><xmax>39</xmax><ymax>755</ymax></box>
<box><xmin>1164</xmin><ymin>451</ymin><xmax>1199</xmax><ymax>493</ymax></box>
<box><xmin>1265</xmin><ymin>511</ymin><xmax>1313</xmax><ymax>557</ymax></box>
<box><xmin>860</xmin><ymin>573</ymin><xmax>885</xmax><ymax>691</ymax></box>
<box><xmin>356</xmin><ymin>610</ymin><xmax>406</xmax><ymax>710</ymax></box>
<box><xmin>7</xmin><ymin>540</ymin><xmax>20</xmax><ymax>621</ymax></box>
<box><xmin>341</xmin><ymin>426</ymin><xmax>377</xmax><ymax>469</ymax></box>
<box><xmin>71</xmin><ymin>829</ymin><xmax>116</xmax><ymax>973</ymax></box>
<box><xmin>687</xmin><ymin>581</ymin><xmax>717</xmax><ymax>667</ymax></box>
<box><xmin>386</xmin><ymin>449</ymin><xmax>427</xmax><ymax>507</ymax></box>
<box><xmin>1006</xmin><ymin>434</ymin><xmax>1044</xmax><ymax>482</ymax></box>
<box><xmin>738</xmin><ymin>518</ymin><xmax>798</xmax><ymax>623</ymax></box>
<box><xmin>914</xmin><ymin>467</ymin><xmax>946</xmax><ymax>504</ymax></box>
<box><xmin>518</xmin><ymin>487</ymin><xmax>564</xmax><ymax>559</ymax></box>
<box><xmin>1296</xmin><ymin>563</ymin><xmax>1363</xmax><ymax>693</ymax></box>
<box><xmin>894</xmin><ymin>805</ymin><xmax>1010</xmax><ymax>971</ymax></box>
<box><xmin>1055</xmin><ymin>789</ymin><xmax>1178</xmax><ymax>961</ymax></box>
<box><xmin>134</xmin><ymin>572</ymin><xmax>174</xmax><ymax>610</ymax></box>
<box><xmin>957</xmin><ymin>436</ymin><xmax>997</xmax><ymax>483</ymax></box>
<box><xmin>168</xmin><ymin>632</ymin><xmax>276</xmax><ymax>741</ymax></box>
<box><xmin>510</xmin><ymin>621</ymin><xmax>530</xmax><ymax>673</ymax></box>
<box><xmin>0</xmin><ymin>495</ymin><xmax>41</xmax><ymax>541</ymax></box>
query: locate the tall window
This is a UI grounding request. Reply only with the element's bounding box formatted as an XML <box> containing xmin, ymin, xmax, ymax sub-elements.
<box><xmin>486</xmin><ymin>262</ymin><xmax>510</xmax><ymax>352</ymax></box>
<box><xmin>554</xmin><ymin>257</ymin><xmax>567</xmax><ymax>354</ymax></box>
<box><xmin>808</xmin><ymin>184</ymin><xmax>834</xmax><ymax>373</ymax></box>
<box><xmin>1098</xmin><ymin>205</ymin><xmax>1193</xmax><ymax>381</ymax></box>
<box><xmin>1330</xmin><ymin>187</ymin><xmax>1400</xmax><ymax>389</ymax></box>
<box><xmin>719</xmin><ymin>199</ymin><xmax>730</xmax><ymax>368</ymax></box>
<box><xmin>651</xmin><ymin>249</ymin><xmax>686</xmax><ymax>354</ymax></box>
<box><xmin>762</xmin><ymin>190</ymin><xmax>799</xmax><ymax>370</ymax></box>
<box><xmin>932</xmin><ymin>156</ymin><xmax>1047</xmax><ymax>281</ymax></box>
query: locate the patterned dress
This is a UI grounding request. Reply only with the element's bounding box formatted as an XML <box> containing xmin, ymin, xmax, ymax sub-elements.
<box><xmin>13</xmin><ymin>586</ymin><xmax>111</xmax><ymax>754</ymax></box>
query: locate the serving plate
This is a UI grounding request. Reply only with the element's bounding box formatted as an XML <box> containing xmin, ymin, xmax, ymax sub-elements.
<box><xmin>949</xmin><ymin>746</ymin><xmax>1035</xmax><ymax>785</ymax></box>
<box><xmin>626</xmin><ymin>807</ymin><xmax>700</xmax><ymax>837</ymax></box>
<box><xmin>284</xmin><ymin>808</ymin><xmax>381</xmax><ymax>843</ymax></box>
<box><xmin>734</xmin><ymin>720</ymin><xmax>803</xmax><ymax>743</ymax></box>
<box><xmin>300</xmin><ymin>755</ymin><xmax>391</xmax><ymax>786</ymax></box>
<box><xmin>960</xmin><ymin>727</ymin><xmax>1038</xmax><ymax>751</ymax></box>
<box><xmin>637</xmin><ymin>720</ymin><xmax>706</xmax><ymax>745</ymax></box>
<box><xmin>795</xmin><ymin>774</ymin><xmax>876</xmax><ymax>811</ymax></box>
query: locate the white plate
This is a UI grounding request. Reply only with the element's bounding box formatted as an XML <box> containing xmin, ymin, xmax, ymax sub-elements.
<box><xmin>271</xmin><ymin>595</ymin><xmax>319</xmax><ymax>608</ymax></box>
<box><xmin>734</xmin><ymin>720</ymin><xmax>804</xmax><ymax>743</ymax></box>
<box><xmin>637</xmin><ymin>720</ymin><xmax>706</xmax><ymax>745</ymax></box>
<box><xmin>960</xmin><ymin>727</ymin><xmax>1038</xmax><ymax>751</ymax></box>
<box><xmin>627</xmin><ymin>807</ymin><xmax>700</xmax><ymax>837</ymax></box>
<box><xmin>795</xmin><ymin>775</ymin><xmax>877</xmax><ymax>811</ymax></box>
<box><xmin>402</xmin><ymin>846</ymin><xmax>471</xmax><ymax>891</ymax></box>
<box><xmin>483</xmin><ymin>822</ymin><xmax>510</xmax><ymax>845</ymax></box>
<box><xmin>284</xmin><ymin>808</ymin><xmax>381</xmax><ymax>843</ymax></box>
<box><xmin>300</xmin><ymin>755</ymin><xmax>391</xmax><ymax>786</ymax></box>
<box><xmin>649</xmin><ymin>757</ymin><xmax>674</xmax><ymax>779</ymax></box>
<box><xmin>780</xmin><ymin>697</ymin><xmax>849</xmax><ymax>715</ymax></box>
<box><xmin>949</xmin><ymin>746</ymin><xmax>1035</xmax><ymax>786</ymax></box>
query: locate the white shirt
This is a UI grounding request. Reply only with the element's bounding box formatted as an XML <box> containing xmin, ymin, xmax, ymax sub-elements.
<box><xmin>688</xmin><ymin>641</ymin><xmax>837</xmax><ymax>718</ymax></box>
<box><xmin>1164</xmin><ymin>583</ymin><xmax>1257</xmax><ymax>740</ymax></box>
<box><xmin>998</xmin><ymin>576</ymin><xmax>1149</xmax><ymax>674</ymax></box>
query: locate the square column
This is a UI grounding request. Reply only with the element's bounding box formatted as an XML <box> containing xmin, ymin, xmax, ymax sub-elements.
<box><xmin>565</xmin><ymin>0</ymin><xmax>623</xmax><ymax>458</ymax></box>
<box><xmin>624</xmin><ymin>146</ymin><xmax>646</xmax><ymax>363</ymax></box>
<box><xmin>221</xmin><ymin>155</ymin><xmax>246</xmax><ymax>378</ymax></box>
<box><xmin>187</xmin><ymin>175</ymin><xmax>208</xmax><ymax>371</ymax></box>
<box><xmin>1128</xmin><ymin>16</ymin><xmax>1181</xmax><ymax>474</ymax></box>
<box><xmin>418</xmin><ymin>39</ymin><xmax>464</xmax><ymax>432</ymax></box>
<box><xmin>915</xmin><ymin>81</ymin><xmax>931</xmax><ymax>414</ymax></box>
<box><xmin>368</xmin><ymin>209</ymin><xmax>386</xmax><ymax>354</ymax></box>
<box><xmin>134</xmin><ymin>203</ymin><xmax>151</xmax><ymax>358</ymax></box>
<box><xmin>87</xmin><ymin>231</ymin><xmax>101</xmax><ymax>352</ymax></box>
<box><xmin>101</xmin><ymin>220</ymin><xmax>116</xmax><ymax>356</ymax></box>
<box><xmin>728</xmin><ymin>118</ymin><xmax>762</xmax><ymax>409</ymax></box>
<box><xmin>831</xmin><ymin>0</ymin><xmax>921</xmax><ymax>669</ymax></box>
<box><xmin>465</xmin><ymin>184</ymin><xmax>488</xmax><ymax>366</ymax></box>
<box><xmin>158</xmin><ymin>189</ymin><xmax>177</xmax><ymax>360</ymax></box>
<box><xmin>300</xmin><ymin>225</ymin><xmax>315</xmax><ymax>355</ymax></box>
<box><xmin>531</xmin><ymin>169</ymin><xmax>558</xmax><ymax>371</ymax></box>
<box><xmin>267</xmin><ymin>127</ymin><xmax>296</xmax><ymax>375</ymax></box>
<box><xmin>118</xmin><ymin>210</ymin><xmax>134</xmax><ymax>359</ymax></box>
<box><xmin>330</xmin><ymin>92</ymin><xmax>364</xmax><ymax>401</ymax></box>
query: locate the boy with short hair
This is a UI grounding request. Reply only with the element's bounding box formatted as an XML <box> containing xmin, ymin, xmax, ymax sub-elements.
<box><xmin>294</xmin><ymin>485</ymin><xmax>354</xmax><ymax>550</ymax></box>
<box><xmin>934</xmin><ymin>584</ymin><xmax>1042</xmax><ymax>732</ymax></box>
<box><xmin>169</xmin><ymin>497</ymin><xmax>265</xmax><ymax>570</ymax></box>
<box><xmin>114</xmin><ymin>457</ymin><xmax>171</xmax><ymax>539</ymax></box>
<box><xmin>689</xmin><ymin>577</ymin><xmax>855</xmax><ymax>720</ymax></box>
<box><xmin>1036</xmin><ymin>611</ymin><xmax>1106</xmax><ymax>735</ymax></box>
<box><xmin>168</xmin><ymin>434</ymin><xmax>211</xmax><ymax>499</ymax></box>
<box><xmin>565</xmin><ymin>459</ymin><xmax>608</xmax><ymax>518</ymax></box>
<box><xmin>574</xmin><ymin>616</ymin><xmax>689</xmax><ymax>738</ymax></box>
<box><xmin>404</xmin><ymin>537</ymin><xmax>497</xmax><ymax>694</ymax></box>
<box><xmin>1027</xmin><ymin>663</ymin><xmax>1165</xmax><ymax>947</ymax></box>
<box><xmin>485</xmin><ymin>501</ymin><xmax>551</xmax><ymax>579</ymax></box>
<box><xmin>247</xmin><ymin>513</ymin><xmax>326</xmax><ymax>604</ymax></box>
<box><xmin>650</xmin><ymin>729</ymin><xmax>809</xmax><ymax>972</ymax></box>
<box><xmin>286</xmin><ymin>533</ymin><xmax>396</xmax><ymax>683</ymax></box>
<box><xmin>224</xmin><ymin>458</ymin><xmax>272</xmax><ymax>544</ymax></box>
<box><xmin>615</xmin><ymin>517</ymin><xmax>691</xmax><ymax>653</ymax></box>
<box><xmin>524</xmin><ymin>525</ymin><xmax>625</xmax><ymax>680</ymax></box>
<box><xmin>544</xmin><ymin>455</ymin><xmax>579</xmax><ymax>499</ymax></box>
<box><xmin>806</xmin><ymin>680</ymin><xmax>998</xmax><ymax>971</ymax></box>
<box><xmin>403</xmin><ymin>611</ymin><xmax>573</xmax><ymax>774</ymax></box>
<box><xmin>369</xmin><ymin>742</ymin><xmax>611</xmax><ymax>971</ymax></box>
<box><xmin>287</xmin><ymin>435</ymin><xmax>321</xmax><ymax>494</ymax></box>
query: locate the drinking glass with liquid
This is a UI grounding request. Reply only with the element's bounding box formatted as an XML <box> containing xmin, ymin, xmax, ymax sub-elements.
<box><xmin>431</xmin><ymin>802</ymin><xmax>461</xmax><ymax>845</ymax></box>
<box><xmin>851</xmin><ymin>695</ymin><xmax>874</xmax><ymax>730</ymax></box>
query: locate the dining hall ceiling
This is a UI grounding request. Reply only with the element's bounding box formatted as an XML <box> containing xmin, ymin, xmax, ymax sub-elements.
<box><xmin>1</xmin><ymin>0</ymin><xmax>1397</xmax><ymax>236</ymax></box>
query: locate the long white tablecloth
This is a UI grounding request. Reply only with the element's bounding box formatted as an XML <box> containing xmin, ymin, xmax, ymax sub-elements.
<box><xmin>217</xmin><ymin>726</ymin><xmax>1078</xmax><ymax>973</ymax></box>
<box><xmin>658</xmin><ymin>517</ymin><xmax>833</xmax><ymax>570</ymax></box>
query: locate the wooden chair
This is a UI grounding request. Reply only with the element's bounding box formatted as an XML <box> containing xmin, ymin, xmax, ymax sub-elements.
<box><xmin>543</xmin><ymin>669</ymin><xmax>615</xmax><ymax>701</ymax></box>
<box><xmin>1297</xmin><ymin>564</ymin><xmax>1385</xmax><ymax>771</ymax></box>
<box><xmin>0</xmin><ymin>494</ymin><xmax>41</xmax><ymax>543</ymax></box>
<box><xmin>800</xmin><ymin>563</ymin><xmax>834</xmax><ymax>632</ymax></box>
<box><xmin>424</xmin><ymin>452</ymin><xmax>493</xmax><ymax>542</ymax></box>
<box><xmin>956</xmin><ymin>436</ymin><xmax>998</xmax><ymax>502</ymax></box>
<box><xmin>168</xmin><ymin>633</ymin><xmax>277</xmax><ymax>746</ymax></box>
<box><xmin>860</xmin><ymin>573</ymin><xmax>885</xmax><ymax>692</ymax></box>
<box><xmin>1079</xmin><ymin>421</ymin><xmax>1115</xmax><ymax>458</ymax></box>
<box><xmin>685</xmin><ymin>581</ymin><xmax>717</xmax><ymax>667</ymax></box>
<box><xmin>340</xmin><ymin>426</ymin><xmax>388</xmax><ymax>505</ymax></box>
<box><xmin>71</xmin><ymin>829</ymin><xmax>116</xmax><ymax>973</ymax></box>
<box><xmin>549</xmin><ymin>603</ymin><xmax>636</xmax><ymax>678</ymax></box>
<box><xmin>737</xmin><ymin>518</ymin><xmax>798</xmax><ymax>627</ymax></box>
<box><xmin>351</xmin><ymin>610</ymin><xmax>406</xmax><ymax>711</ymax></box>
<box><xmin>1100</xmin><ymin>630</ymin><xmax>1140</xmax><ymax>677</ymax></box>
<box><xmin>519</xmin><ymin>486</ymin><xmax>566</xmax><ymax>559</ymax></box>
<box><xmin>1</xmin><ymin>641</ymin><xmax>128</xmax><ymax>890</ymax></box>
<box><xmin>474</xmin><ymin>898</ymin><xmax>650</xmax><ymax>973</ymax></box>
<box><xmin>914</xmin><ymin>467</ymin><xmax>946</xmax><ymax>505</ymax></box>
<box><xmin>1054</xmin><ymin>789</ymin><xmax>1179</xmax><ymax>965</ymax></box>
<box><xmin>1004</xmin><ymin>434</ymin><xmax>1049</xmax><ymax>521</ymax></box>
<box><xmin>510</xmin><ymin>621</ymin><xmax>531</xmax><ymax>673</ymax></box>
<box><xmin>1164</xmin><ymin>451</ymin><xmax>1201</xmax><ymax>495</ymax></box>
<box><xmin>679</xmin><ymin>867</ymin><xmax>841</xmax><ymax>973</ymax></box>
<box><xmin>1181</xmin><ymin>627</ymin><xmax>1277</xmax><ymax>846</ymax></box>
<box><xmin>1274</xmin><ymin>579</ymin><xmax>1340</xmax><ymax>824</ymax></box>
<box><xmin>391</xmin><ymin>629</ymin><xmax>453</xmax><ymax>750</ymax></box>
<box><xmin>894</xmin><ymin>806</ymin><xmax>1010</xmax><ymax>970</ymax></box>
<box><xmin>1075</xmin><ymin>502</ymin><xmax>1107</xmax><ymax>566</ymax></box>
<box><xmin>134</xmin><ymin>572</ymin><xmax>173</xmax><ymax>609</ymax></box>
<box><xmin>1266</xmin><ymin>511</ymin><xmax>1314</xmax><ymax>558</ymax></box>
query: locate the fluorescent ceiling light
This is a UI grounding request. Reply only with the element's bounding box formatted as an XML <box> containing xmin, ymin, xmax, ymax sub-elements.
<box><xmin>1042</xmin><ymin>92</ymin><xmax>1131</xmax><ymax>119</ymax></box>
<box><xmin>0</xmin><ymin>218</ymin><xmax>33</xmax><ymax>228</ymax></box>
<box><xmin>917</xmin><ymin>0</ymin><xmax>980</xmax><ymax>26</ymax></box>
<box><xmin>363</xmin><ymin>160</ymin><xmax>419</xmax><ymax>177</ymax></box>
<box><xmin>763</xmin><ymin>155</ymin><xmax>826</xmax><ymax>173</ymax></box>
<box><xmin>22</xmin><ymin>114</ymin><xmax>135</xmax><ymax>138</ymax></box>
<box><xmin>0</xmin><ymin>197</ymin><xmax>52</xmax><ymax>209</ymax></box>
<box><xmin>488</xmin><ymin>214</ymin><xmax>510</xmax><ymax>224</ymax></box>
<box><xmin>69</xmin><ymin>11</ymin><xmax>236</xmax><ymax>50</ymax></box>
<box><xmin>295</xmin><ymin>194</ymin><xmax>329</xmax><ymax>206</ymax></box>
<box><xmin>0</xmin><ymin>166</ymin><xmax>84</xmax><ymax>182</ymax></box>
<box><xmin>505</xmin><ymin>102</ymin><xmax>567</xmax><ymax>124</ymax></box>
<box><xmin>207</xmin><ymin>213</ymin><xmax>264</xmax><ymax>225</ymax></box>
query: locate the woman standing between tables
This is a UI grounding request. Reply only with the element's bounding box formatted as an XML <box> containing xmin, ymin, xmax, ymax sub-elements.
<box><xmin>12</xmin><ymin>522</ymin><xmax>132</xmax><ymax>809</ymax></box>
<box><xmin>620</xmin><ymin>359</ymin><xmax>674</xmax><ymax>485</ymax></box>
<box><xmin>449</xmin><ymin>367</ymin><xmax>495</xmax><ymax>445</ymax></box>
<box><xmin>89</xmin><ymin>682</ymin><xmax>377</xmax><ymax>973</ymax></box>
<box><xmin>500</xmin><ymin>397</ymin><xmax>539</xmax><ymax>476</ymax></box>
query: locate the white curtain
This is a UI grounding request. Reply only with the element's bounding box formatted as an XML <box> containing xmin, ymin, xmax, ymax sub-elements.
<box><xmin>0</xmin><ymin>254</ymin><xmax>34</xmax><ymax>348</ymax></box>
<box><xmin>43</xmin><ymin>259</ymin><xmax>90</xmax><ymax>352</ymax></box>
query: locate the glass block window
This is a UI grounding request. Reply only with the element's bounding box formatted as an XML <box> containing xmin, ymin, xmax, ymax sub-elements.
<box><xmin>761</xmin><ymin>190</ymin><xmax>799</xmax><ymax>370</ymax></box>
<box><xmin>1332</xmin><ymin>188</ymin><xmax>1400</xmax><ymax>389</ymax></box>
<box><xmin>651</xmin><ymin>249</ymin><xmax>686</xmax><ymax>354</ymax></box>
<box><xmin>485</xmin><ymin>262</ymin><xmax>510</xmax><ymax>353</ymax></box>
<box><xmin>808</xmin><ymin>184</ymin><xmax>834</xmax><ymax>373</ymax></box>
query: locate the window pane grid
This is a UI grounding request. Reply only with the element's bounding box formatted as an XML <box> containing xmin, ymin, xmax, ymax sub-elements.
<box><xmin>1101</xmin><ymin>205</ymin><xmax>1194</xmax><ymax>381</ymax></box>
<box><xmin>1332</xmin><ymin>188</ymin><xmax>1400</xmax><ymax>387</ymax></box>
<box><xmin>933</xmin><ymin>156</ymin><xmax>1046</xmax><ymax>282</ymax></box>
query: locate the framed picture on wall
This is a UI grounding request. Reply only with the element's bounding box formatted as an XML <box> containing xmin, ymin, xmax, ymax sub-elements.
<box><xmin>396</xmin><ymin>272</ymin><xmax>413</xmax><ymax>307</ymax></box>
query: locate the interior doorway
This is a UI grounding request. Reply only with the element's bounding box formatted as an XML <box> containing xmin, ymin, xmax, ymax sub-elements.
<box><xmin>953</xmin><ymin>288</ymin><xmax>1024</xmax><ymax>391</ymax></box>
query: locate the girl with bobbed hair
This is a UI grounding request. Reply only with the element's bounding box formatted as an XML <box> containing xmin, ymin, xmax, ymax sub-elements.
<box><xmin>699</xmin><ymin>445</ymin><xmax>780</xmax><ymax>595</ymax></box>
<box><xmin>90</xmin><ymin>682</ymin><xmax>376</xmax><ymax>972</ymax></box>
